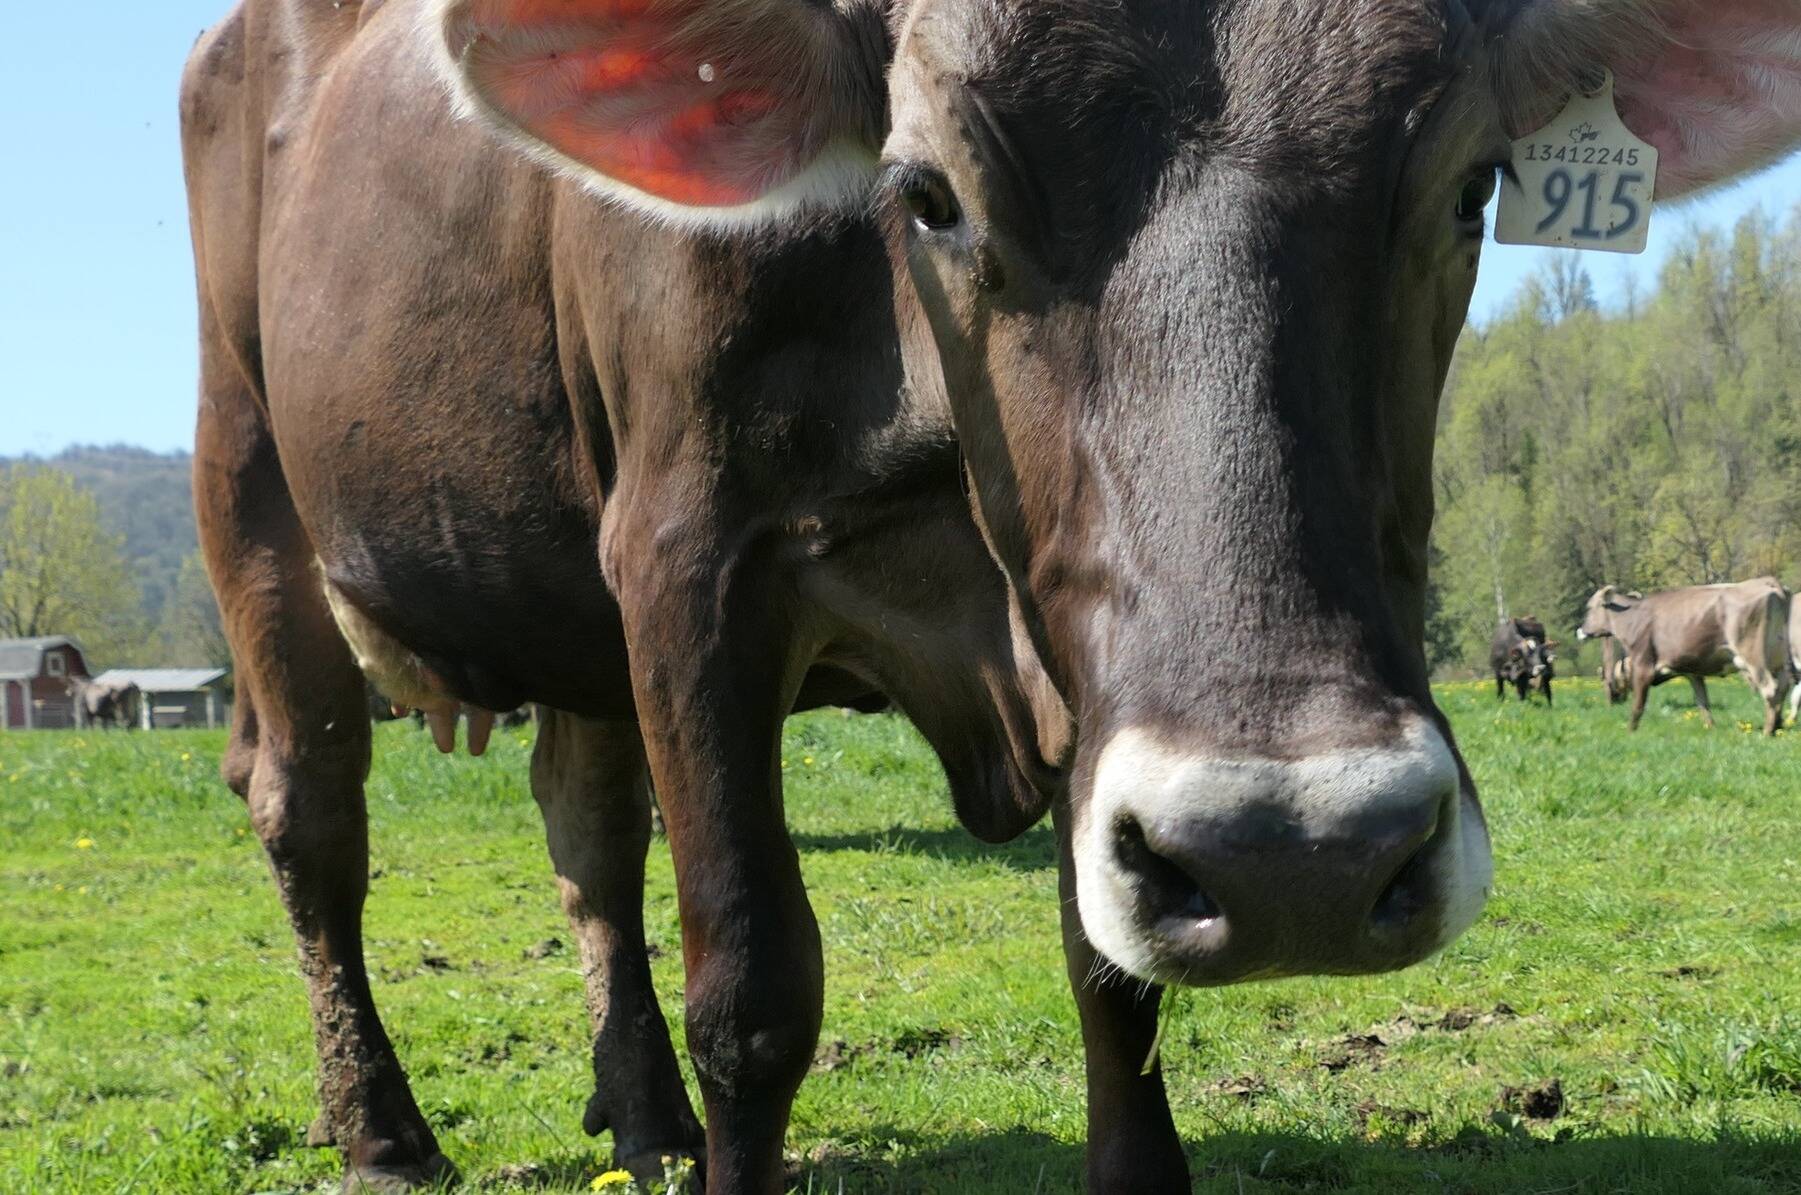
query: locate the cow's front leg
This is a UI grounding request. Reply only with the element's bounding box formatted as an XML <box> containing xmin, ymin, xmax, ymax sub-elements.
<box><xmin>613</xmin><ymin>529</ymin><xmax>820</xmax><ymax>1194</ymax></box>
<box><xmin>1054</xmin><ymin>800</ymin><xmax>1189</xmax><ymax>1193</ymax></box>
<box><xmin>529</xmin><ymin>710</ymin><xmax>705</xmax><ymax>1180</ymax></box>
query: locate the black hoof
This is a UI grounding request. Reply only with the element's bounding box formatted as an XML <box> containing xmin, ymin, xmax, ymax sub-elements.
<box><xmin>582</xmin><ymin>1089</ymin><xmax>611</xmax><ymax>1137</ymax></box>
<box><xmin>341</xmin><ymin>1151</ymin><xmax>458</xmax><ymax>1192</ymax></box>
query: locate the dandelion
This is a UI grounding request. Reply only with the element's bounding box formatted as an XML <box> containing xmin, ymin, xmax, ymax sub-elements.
<box><xmin>180</xmin><ymin>752</ymin><xmax>192</xmax><ymax>762</ymax></box>
<box><xmin>803</xmin><ymin>756</ymin><xmax>815</xmax><ymax>767</ymax></box>
<box><xmin>77</xmin><ymin>886</ymin><xmax>89</xmax><ymax>895</ymax></box>
<box><xmin>74</xmin><ymin>837</ymin><xmax>94</xmax><ymax>850</ymax></box>
<box><xmin>591</xmin><ymin>1169</ymin><xmax>635</xmax><ymax>1191</ymax></box>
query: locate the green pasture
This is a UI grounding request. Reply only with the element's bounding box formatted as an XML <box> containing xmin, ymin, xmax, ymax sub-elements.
<box><xmin>2</xmin><ymin>678</ymin><xmax>1798</xmax><ymax>1193</ymax></box>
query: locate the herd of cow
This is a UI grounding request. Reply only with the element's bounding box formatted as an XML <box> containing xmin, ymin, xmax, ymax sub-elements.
<box><xmin>173</xmin><ymin>0</ymin><xmax>1801</xmax><ymax>1189</ymax></box>
<box><xmin>1492</xmin><ymin>578</ymin><xmax>1801</xmax><ymax>737</ymax></box>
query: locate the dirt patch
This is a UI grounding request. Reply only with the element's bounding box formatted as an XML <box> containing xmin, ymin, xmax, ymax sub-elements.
<box><xmin>1658</xmin><ymin>964</ymin><xmax>1717</xmax><ymax>980</ymax></box>
<box><xmin>1378</xmin><ymin>1002</ymin><xmax>1518</xmax><ymax>1039</ymax></box>
<box><xmin>1318</xmin><ymin>1033</ymin><xmax>1387</xmax><ymax>1072</ymax></box>
<box><xmin>420</xmin><ymin>953</ymin><xmax>454</xmax><ymax>972</ymax></box>
<box><xmin>1354</xmin><ymin>1100</ymin><xmax>1426</xmax><ymax>1130</ymax></box>
<box><xmin>812</xmin><ymin>1039</ymin><xmax>872</xmax><ymax>1072</ymax></box>
<box><xmin>813</xmin><ymin>1027</ymin><xmax>962</xmax><ymax>1072</ymax></box>
<box><xmin>1205</xmin><ymin>1074</ymin><xmax>1268</xmax><ymax>1103</ymax></box>
<box><xmin>521</xmin><ymin>938</ymin><xmax>562</xmax><ymax>960</ymax></box>
<box><xmin>892</xmin><ymin>1027</ymin><xmax>962</xmax><ymax>1058</ymax></box>
<box><xmin>1499</xmin><ymin>1078</ymin><xmax>1564</xmax><ymax>1120</ymax></box>
<box><xmin>1436</xmin><ymin>1002</ymin><xmax>1517</xmax><ymax>1031</ymax></box>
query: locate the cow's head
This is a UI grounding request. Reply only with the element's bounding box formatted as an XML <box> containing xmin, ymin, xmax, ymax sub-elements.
<box><xmin>434</xmin><ymin>0</ymin><xmax>1801</xmax><ymax>983</ymax></box>
<box><xmin>1579</xmin><ymin>585</ymin><xmax>1643</xmax><ymax>640</ymax></box>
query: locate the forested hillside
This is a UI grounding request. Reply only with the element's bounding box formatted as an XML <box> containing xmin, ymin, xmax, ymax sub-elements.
<box><xmin>0</xmin><ymin>445</ymin><xmax>195</xmax><ymax>624</ymax></box>
<box><xmin>1428</xmin><ymin>206</ymin><xmax>1801</xmax><ymax>676</ymax></box>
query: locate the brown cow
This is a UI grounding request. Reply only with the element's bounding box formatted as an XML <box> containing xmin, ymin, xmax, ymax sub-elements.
<box><xmin>1579</xmin><ymin>580</ymin><xmax>1795</xmax><ymax>736</ymax></box>
<box><xmin>180</xmin><ymin>0</ymin><xmax>1801</xmax><ymax>1189</ymax></box>
<box><xmin>1790</xmin><ymin>597</ymin><xmax>1801</xmax><ymax>724</ymax></box>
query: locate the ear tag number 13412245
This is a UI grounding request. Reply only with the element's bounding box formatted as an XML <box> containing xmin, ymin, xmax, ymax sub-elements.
<box><xmin>1496</xmin><ymin>69</ymin><xmax>1657</xmax><ymax>255</ymax></box>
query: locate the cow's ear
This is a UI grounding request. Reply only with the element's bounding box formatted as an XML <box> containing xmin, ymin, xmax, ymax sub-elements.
<box><xmin>430</xmin><ymin>0</ymin><xmax>888</xmax><ymax>224</ymax></box>
<box><xmin>1496</xmin><ymin>0</ymin><xmax>1801</xmax><ymax>197</ymax></box>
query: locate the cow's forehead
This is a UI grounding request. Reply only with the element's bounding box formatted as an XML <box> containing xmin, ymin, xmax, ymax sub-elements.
<box><xmin>907</xmin><ymin>0</ymin><xmax>1458</xmax><ymax>161</ymax></box>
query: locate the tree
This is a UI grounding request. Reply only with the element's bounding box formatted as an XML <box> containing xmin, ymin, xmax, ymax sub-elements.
<box><xmin>0</xmin><ymin>466</ymin><xmax>146</xmax><ymax>666</ymax></box>
<box><xmin>156</xmin><ymin>551</ymin><xmax>230</xmax><ymax>669</ymax></box>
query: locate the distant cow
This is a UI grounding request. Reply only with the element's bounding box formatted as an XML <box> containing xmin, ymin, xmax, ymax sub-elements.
<box><xmin>73</xmin><ymin>679</ymin><xmax>141</xmax><ymax>730</ymax></box>
<box><xmin>1790</xmin><ymin>598</ymin><xmax>1801</xmax><ymax>724</ymax></box>
<box><xmin>1579</xmin><ymin>580</ymin><xmax>1794</xmax><ymax>736</ymax></box>
<box><xmin>1490</xmin><ymin>617</ymin><xmax>1555</xmax><ymax>705</ymax></box>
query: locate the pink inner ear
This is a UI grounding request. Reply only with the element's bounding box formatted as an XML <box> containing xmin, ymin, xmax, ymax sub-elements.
<box><xmin>1613</xmin><ymin>0</ymin><xmax>1801</xmax><ymax>197</ymax></box>
<box><xmin>456</xmin><ymin>0</ymin><xmax>837</xmax><ymax>207</ymax></box>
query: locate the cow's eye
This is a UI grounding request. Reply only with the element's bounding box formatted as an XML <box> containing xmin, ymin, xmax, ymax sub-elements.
<box><xmin>1455</xmin><ymin>168</ymin><xmax>1498</xmax><ymax>224</ymax></box>
<box><xmin>899</xmin><ymin>171</ymin><xmax>962</xmax><ymax>232</ymax></box>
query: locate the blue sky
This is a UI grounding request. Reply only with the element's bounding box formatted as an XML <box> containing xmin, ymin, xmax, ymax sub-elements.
<box><xmin>3</xmin><ymin>2</ymin><xmax>1798</xmax><ymax>457</ymax></box>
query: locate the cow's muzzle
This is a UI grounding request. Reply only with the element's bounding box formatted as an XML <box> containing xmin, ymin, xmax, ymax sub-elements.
<box><xmin>1073</xmin><ymin>718</ymin><xmax>1490</xmax><ymax>985</ymax></box>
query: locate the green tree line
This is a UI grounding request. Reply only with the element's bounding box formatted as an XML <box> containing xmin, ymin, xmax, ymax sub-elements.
<box><xmin>0</xmin><ymin>465</ymin><xmax>224</xmax><ymax>672</ymax></box>
<box><xmin>1429</xmin><ymin>205</ymin><xmax>1801</xmax><ymax>676</ymax></box>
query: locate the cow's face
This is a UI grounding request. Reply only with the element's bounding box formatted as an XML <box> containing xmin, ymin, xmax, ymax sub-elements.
<box><xmin>1579</xmin><ymin>586</ymin><xmax>1639</xmax><ymax>640</ymax></box>
<box><xmin>882</xmin><ymin>0</ymin><xmax>1500</xmax><ymax>981</ymax></box>
<box><xmin>437</xmin><ymin>0</ymin><xmax>1801</xmax><ymax>983</ymax></box>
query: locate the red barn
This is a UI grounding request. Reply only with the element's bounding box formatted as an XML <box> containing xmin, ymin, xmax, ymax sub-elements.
<box><xmin>0</xmin><ymin>636</ymin><xmax>91</xmax><ymax>730</ymax></box>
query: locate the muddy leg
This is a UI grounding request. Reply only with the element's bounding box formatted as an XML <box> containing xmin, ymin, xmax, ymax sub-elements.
<box><xmin>196</xmin><ymin>314</ymin><xmax>446</xmax><ymax>1193</ymax></box>
<box><xmin>1054</xmin><ymin>801</ymin><xmax>1187</xmax><ymax>1193</ymax></box>
<box><xmin>613</xmin><ymin>525</ymin><xmax>820</xmax><ymax>1195</ymax></box>
<box><xmin>529</xmin><ymin>710</ymin><xmax>704</xmax><ymax>1180</ymax></box>
<box><xmin>1689</xmin><ymin>676</ymin><xmax>1714</xmax><ymax>729</ymax></box>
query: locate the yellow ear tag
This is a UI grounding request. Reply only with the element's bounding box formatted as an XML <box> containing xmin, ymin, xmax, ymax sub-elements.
<box><xmin>1496</xmin><ymin>68</ymin><xmax>1657</xmax><ymax>254</ymax></box>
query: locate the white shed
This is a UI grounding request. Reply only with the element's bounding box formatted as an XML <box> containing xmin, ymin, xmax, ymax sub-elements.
<box><xmin>91</xmin><ymin>668</ymin><xmax>231</xmax><ymax>729</ymax></box>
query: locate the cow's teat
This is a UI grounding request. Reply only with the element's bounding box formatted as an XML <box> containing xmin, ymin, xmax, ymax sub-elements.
<box><xmin>1074</xmin><ymin>718</ymin><xmax>1490</xmax><ymax>985</ymax></box>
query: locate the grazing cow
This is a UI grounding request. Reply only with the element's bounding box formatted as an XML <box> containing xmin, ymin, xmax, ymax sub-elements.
<box><xmin>180</xmin><ymin>0</ymin><xmax>1801</xmax><ymax>1189</ymax></box>
<box><xmin>1579</xmin><ymin>580</ymin><xmax>1795</xmax><ymax>736</ymax></box>
<box><xmin>1491</xmin><ymin>616</ymin><xmax>1555</xmax><ymax>705</ymax></box>
<box><xmin>73</xmin><ymin>679</ymin><xmax>141</xmax><ymax>730</ymax></box>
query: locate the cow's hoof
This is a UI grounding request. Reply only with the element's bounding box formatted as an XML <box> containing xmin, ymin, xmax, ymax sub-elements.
<box><xmin>341</xmin><ymin>1151</ymin><xmax>458</xmax><ymax>1192</ymax></box>
<box><xmin>307</xmin><ymin>1113</ymin><xmax>337</xmax><ymax>1148</ymax></box>
<box><xmin>581</xmin><ymin>1089</ymin><xmax>612</xmax><ymax>1137</ymax></box>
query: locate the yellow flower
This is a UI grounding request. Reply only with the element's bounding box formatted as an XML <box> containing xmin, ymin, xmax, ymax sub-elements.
<box><xmin>590</xmin><ymin>1170</ymin><xmax>635</xmax><ymax>1191</ymax></box>
<box><xmin>180</xmin><ymin>752</ymin><xmax>192</xmax><ymax>762</ymax></box>
<box><xmin>74</xmin><ymin>837</ymin><xmax>94</xmax><ymax>850</ymax></box>
<box><xmin>77</xmin><ymin>886</ymin><xmax>89</xmax><ymax>895</ymax></box>
<box><xmin>803</xmin><ymin>756</ymin><xmax>815</xmax><ymax>767</ymax></box>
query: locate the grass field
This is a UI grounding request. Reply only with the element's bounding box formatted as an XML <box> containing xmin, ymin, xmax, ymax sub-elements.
<box><xmin>3</xmin><ymin>677</ymin><xmax>1799</xmax><ymax>1193</ymax></box>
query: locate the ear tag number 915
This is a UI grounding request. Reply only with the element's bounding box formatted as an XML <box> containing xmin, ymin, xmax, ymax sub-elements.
<box><xmin>1496</xmin><ymin>69</ymin><xmax>1657</xmax><ymax>255</ymax></box>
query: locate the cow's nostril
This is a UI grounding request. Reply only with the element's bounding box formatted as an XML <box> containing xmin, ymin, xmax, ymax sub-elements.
<box><xmin>1113</xmin><ymin>815</ymin><xmax>1220</xmax><ymax>922</ymax></box>
<box><xmin>1369</xmin><ymin>795</ymin><xmax>1450</xmax><ymax>932</ymax></box>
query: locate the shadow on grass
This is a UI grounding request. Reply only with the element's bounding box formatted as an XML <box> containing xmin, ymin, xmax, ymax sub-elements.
<box><xmin>787</xmin><ymin>1124</ymin><xmax>1801</xmax><ymax>1193</ymax></box>
<box><xmin>789</xmin><ymin>824</ymin><xmax>1056</xmax><ymax>873</ymax></box>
